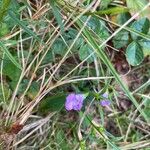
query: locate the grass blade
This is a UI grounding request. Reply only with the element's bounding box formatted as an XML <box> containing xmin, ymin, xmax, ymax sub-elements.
<box><xmin>86</xmin><ymin>6</ymin><xmax>129</xmax><ymax>15</ymax></box>
<box><xmin>49</xmin><ymin>0</ymin><xmax>64</xmax><ymax>32</ymax></box>
<box><xmin>0</xmin><ymin>41</ymin><xmax>21</xmax><ymax>70</ymax></box>
<box><xmin>8</xmin><ymin>10</ymin><xmax>42</xmax><ymax>43</ymax></box>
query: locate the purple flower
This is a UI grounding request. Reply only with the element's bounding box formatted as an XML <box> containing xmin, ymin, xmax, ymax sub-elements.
<box><xmin>102</xmin><ymin>93</ymin><xmax>108</xmax><ymax>98</ymax></box>
<box><xmin>100</xmin><ymin>92</ymin><xmax>111</xmax><ymax>107</ymax></box>
<box><xmin>65</xmin><ymin>93</ymin><xmax>85</xmax><ymax>111</ymax></box>
<box><xmin>100</xmin><ymin>100</ymin><xmax>111</xmax><ymax>106</ymax></box>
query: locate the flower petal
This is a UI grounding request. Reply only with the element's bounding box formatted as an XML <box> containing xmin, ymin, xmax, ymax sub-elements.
<box><xmin>102</xmin><ymin>93</ymin><xmax>108</xmax><ymax>98</ymax></box>
<box><xmin>73</xmin><ymin>94</ymin><xmax>84</xmax><ymax>111</ymax></box>
<box><xmin>65</xmin><ymin>93</ymin><xmax>76</xmax><ymax>111</ymax></box>
<box><xmin>100</xmin><ymin>100</ymin><xmax>111</xmax><ymax>106</ymax></box>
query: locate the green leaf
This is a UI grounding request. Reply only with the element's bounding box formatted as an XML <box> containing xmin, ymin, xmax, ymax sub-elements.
<box><xmin>117</xmin><ymin>12</ymin><xmax>131</xmax><ymax>25</ymax></box>
<box><xmin>0</xmin><ymin>83</ymin><xmax>11</xmax><ymax>103</ymax></box>
<box><xmin>5</xmin><ymin>1</ymin><xmax>25</xmax><ymax>29</ymax></box>
<box><xmin>41</xmin><ymin>50</ymin><xmax>54</xmax><ymax>64</ymax></box>
<box><xmin>126</xmin><ymin>41</ymin><xmax>144</xmax><ymax>66</ymax></box>
<box><xmin>79</xmin><ymin>44</ymin><xmax>95</xmax><ymax>64</ymax></box>
<box><xmin>65</xmin><ymin>28</ymin><xmax>84</xmax><ymax>52</ymax></box>
<box><xmin>2</xmin><ymin>40</ymin><xmax>18</xmax><ymax>46</ymax></box>
<box><xmin>27</xmin><ymin>81</ymin><xmax>40</xmax><ymax>100</ymax></box>
<box><xmin>126</xmin><ymin>0</ymin><xmax>149</xmax><ymax>17</ymax></box>
<box><xmin>39</xmin><ymin>94</ymin><xmax>67</xmax><ymax>113</ymax></box>
<box><xmin>3</xmin><ymin>56</ymin><xmax>21</xmax><ymax>81</ymax></box>
<box><xmin>68</xmin><ymin>37</ymin><xmax>84</xmax><ymax>52</ymax></box>
<box><xmin>0</xmin><ymin>23</ymin><xmax>9</xmax><ymax>37</ymax></box>
<box><xmin>96</xmin><ymin>20</ymin><xmax>110</xmax><ymax>40</ymax></box>
<box><xmin>112</xmin><ymin>30</ymin><xmax>129</xmax><ymax>49</ymax></box>
<box><xmin>52</xmin><ymin>38</ymin><xmax>67</xmax><ymax>55</ymax></box>
<box><xmin>144</xmin><ymin>107</ymin><xmax>150</xmax><ymax>118</ymax></box>
<box><xmin>0</xmin><ymin>0</ymin><xmax>11</xmax><ymax>23</ymax></box>
<box><xmin>139</xmin><ymin>39</ymin><xmax>150</xmax><ymax>56</ymax></box>
<box><xmin>100</xmin><ymin>0</ymin><xmax>112</xmax><ymax>9</ymax></box>
<box><xmin>56</xmin><ymin>130</ymin><xmax>70</xmax><ymax>149</ymax></box>
<box><xmin>8</xmin><ymin>10</ymin><xmax>42</xmax><ymax>43</ymax></box>
<box><xmin>49</xmin><ymin>0</ymin><xmax>64</xmax><ymax>32</ymax></box>
<box><xmin>0</xmin><ymin>41</ymin><xmax>22</xmax><ymax>70</ymax></box>
<box><xmin>130</xmin><ymin>18</ymin><xmax>150</xmax><ymax>40</ymax></box>
<box><xmin>86</xmin><ymin>7</ymin><xmax>128</xmax><ymax>15</ymax></box>
<box><xmin>52</xmin><ymin>28</ymin><xmax>84</xmax><ymax>56</ymax></box>
<box><xmin>81</xmin><ymin>17</ymin><xmax>110</xmax><ymax>40</ymax></box>
<box><xmin>144</xmin><ymin>100</ymin><xmax>150</xmax><ymax>118</ymax></box>
<box><xmin>10</xmin><ymin>79</ymin><xmax>40</xmax><ymax>100</ymax></box>
<box><xmin>64</xmin><ymin>28</ymin><xmax>78</xmax><ymax>39</ymax></box>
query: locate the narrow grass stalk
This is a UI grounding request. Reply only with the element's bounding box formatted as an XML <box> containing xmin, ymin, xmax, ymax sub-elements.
<box><xmin>0</xmin><ymin>53</ymin><xmax>6</xmax><ymax>103</ymax></box>
<box><xmin>8</xmin><ymin>10</ymin><xmax>42</xmax><ymax>43</ymax></box>
<box><xmin>132</xmin><ymin>79</ymin><xmax>150</xmax><ymax>94</ymax></box>
<box><xmin>0</xmin><ymin>41</ymin><xmax>22</xmax><ymax>69</ymax></box>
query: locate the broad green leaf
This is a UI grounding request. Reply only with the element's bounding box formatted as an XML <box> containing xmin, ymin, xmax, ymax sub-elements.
<box><xmin>3</xmin><ymin>56</ymin><xmax>21</xmax><ymax>81</ymax></box>
<box><xmin>79</xmin><ymin>44</ymin><xmax>95</xmax><ymax>63</ymax></box>
<box><xmin>52</xmin><ymin>38</ymin><xmax>67</xmax><ymax>55</ymax></box>
<box><xmin>144</xmin><ymin>107</ymin><xmax>150</xmax><ymax>118</ymax></box>
<box><xmin>130</xmin><ymin>18</ymin><xmax>150</xmax><ymax>40</ymax></box>
<box><xmin>83</xmin><ymin>16</ymin><xmax>101</xmax><ymax>31</ymax></box>
<box><xmin>126</xmin><ymin>41</ymin><xmax>144</xmax><ymax>66</ymax></box>
<box><xmin>112</xmin><ymin>30</ymin><xmax>129</xmax><ymax>49</ymax></box>
<box><xmin>139</xmin><ymin>39</ymin><xmax>150</xmax><ymax>56</ymax></box>
<box><xmin>39</xmin><ymin>94</ymin><xmax>67</xmax><ymax>113</ymax></box>
<box><xmin>27</xmin><ymin>81</ymin><xmax>40</xmax><ymax>100</ymax></box>
<box><xmin>10</xmin><ymin>79</ymin><xmax>40</xmax><ymax>100</ymax></box>
<box><xmin>64</xmin><ymin>28</ymin><xmax>78</xmax><ymax>39</ymax></box>
<box><xmin>97</xmin><ymin>20</ymin><xmax>110</xmax><ymax>40</ymax></box>
<box><xmin>41</xmin><ymin>50</ymin><xmax>54</xmax><ymax>65</ymax></box>
<box><xmin>0</xmin><ymin>23</ymin><xmax>9</xmax><ymax>37</ymax></box>
<box><xmin>117</xmin><ymin>12</ymin><xmax>131</xmax><ymax>25</ymax></box>
<box><xmin>65</xmin><ymin>28</ymin><xmax>84</xmax><ymax>51</ymax></box>
<box><xmin>67</xmin><ymin>37</ymin><xmax>84</xmax><ymax>53</ymax></box>
<box><xmin>82</xmin><ymin>17</ymin><xmax>110</xmax><ymax>40</ymax></box>
<box><xmin>52</xmin><ymin>28</ymin><xmax>84</xmax><ymax>56</ymax></box>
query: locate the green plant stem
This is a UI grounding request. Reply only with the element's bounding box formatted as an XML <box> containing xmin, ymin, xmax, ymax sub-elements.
<box><xmin>85</xmin><ymin>7</ymin><xmax>129</xmax><ymax>15</ymax></box>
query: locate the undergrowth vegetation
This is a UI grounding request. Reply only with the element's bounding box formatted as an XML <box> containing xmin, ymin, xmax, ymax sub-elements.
<box><xmin>0</xmin><ymin>0</ymin><xmax>150</xmax><ymax>149</ymax></box>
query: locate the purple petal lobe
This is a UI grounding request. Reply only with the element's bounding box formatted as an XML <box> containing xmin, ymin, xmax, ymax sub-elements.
<box><xmin>65</xmin><ymin>93</ymin><xmax>76</xmax><ymax>111</ymax></box>
<box><xmin>102</xmin><ymin>93</ymin><xmax>108</xmax><ymax>98</ymax></box>
<box><xmin>73</xmin><ymin>94</ymin><xmax>84</xmax><ymax>110</ymax></box>
<box><xmin>100</xmin><ymin>100</ymin><xmax>111</xmax><ymax>106</ymax></box>
<box><xmin>65</xmin><ymin>93</ymin><xmax>85</xmax><ymax>111</ymax></box>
